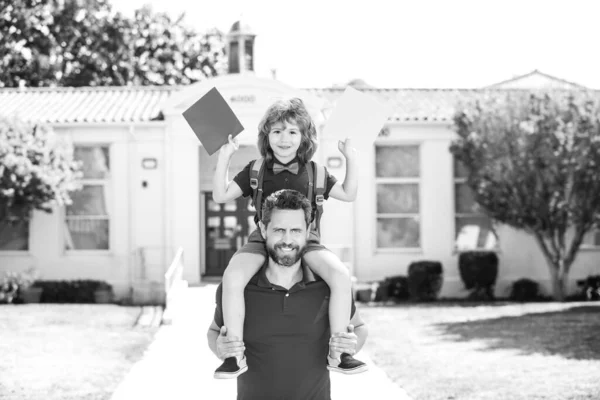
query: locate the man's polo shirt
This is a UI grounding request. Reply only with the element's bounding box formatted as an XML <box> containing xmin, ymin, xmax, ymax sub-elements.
<box><xmin>214</xmin><ymin>263</ymin><xmax>356</xmax><ymax>400</ymax></box>
<box><xmin>233</xmin><ymin>157</ymin><xmax>338</xmax><ymax>224</ymax></box>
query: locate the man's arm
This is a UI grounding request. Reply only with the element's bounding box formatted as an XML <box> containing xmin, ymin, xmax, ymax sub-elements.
<box><xmin>349</xmin><ymin>309</ymin><xmax>368</xmax><ymax>354</ymax></box>
<box><xmin>207</xmin><ymin>320</ymin><xmax>245</xmax><ymax>360</ymax></box>
<box><xmin>207</xmin><ymin>320</ymin><xmax>221</xmax><ymax>358</ymax></box>
<box><xmin>329</xmin><ymin>308</ymin><xmax>368</xmax><ymax>356</ymax></box>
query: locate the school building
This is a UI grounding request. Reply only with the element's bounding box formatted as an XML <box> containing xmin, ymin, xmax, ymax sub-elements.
<box><xmin>1</xmin><ymin>21</ymin><xmax>599</xmax><ymax>300</ymax></box>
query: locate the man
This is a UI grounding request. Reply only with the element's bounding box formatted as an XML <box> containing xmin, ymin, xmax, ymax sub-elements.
<box><xmin>207</xmin><ymin>189</ymin><xmax>368</xmax><ymax>400</ymax></box>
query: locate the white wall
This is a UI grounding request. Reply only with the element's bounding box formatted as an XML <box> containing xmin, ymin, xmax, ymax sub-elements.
<box><xmin>350</xmin><ymin>122</ymin><xmax>600</xmax><ymax>298</ymax></box>
<box><xmin>0</xmin><ymin>124</ymin><xmax>169</xmax><ymax>300</ymax></box>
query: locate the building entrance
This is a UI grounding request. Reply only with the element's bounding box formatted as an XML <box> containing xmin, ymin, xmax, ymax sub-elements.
<box><xmin>203</xmin><ymin>192</ymin><xmax>257</xmax><ymax>276</ymax></box>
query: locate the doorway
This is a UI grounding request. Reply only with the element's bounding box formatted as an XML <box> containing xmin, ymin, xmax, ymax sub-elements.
<box><xmin>203</xmin><ymin>192</ymin><xmax>257</xmax><ymax>276</ymax></box>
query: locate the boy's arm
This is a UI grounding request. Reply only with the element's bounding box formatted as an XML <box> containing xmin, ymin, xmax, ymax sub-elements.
<box><xmin>207</xmin><ymin>320</ymin><xmax>246</xmax><ymax>360</ymax></box>
<box><xmin>327</xmin><ymin>138</ymin><xmax>357</xmax><ymax>202</ymax></box>
<box><xmin>329</xmin><ymin>308</ymin><xmax>368</xmax><ymax>356</ymax></box>
<box><xmin>212</xmin><ymin>135</ymin><xmax>244</xmax><ymax>203</ymax></box>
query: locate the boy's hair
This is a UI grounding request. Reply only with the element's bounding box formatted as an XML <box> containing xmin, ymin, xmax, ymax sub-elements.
<box><xmin>256</xmin><ymin>98</ymin><xmax>318</xmax><ymax>165</ymax></box>
<box><xmin>261</xmin><ymin>189</ymin><xmax>312</xmax><ymax>228</ymax></box>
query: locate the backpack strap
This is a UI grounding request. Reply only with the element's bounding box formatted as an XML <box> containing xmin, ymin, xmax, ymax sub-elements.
<box><xmin>311</xmin><ymin>161</ymin><xmax>326</xmax><ymax>234</ymax></box>
<box><xmin>250</xmin><ymin>158</ymin><xmax>265</xmax><ymax>221</ymax></box>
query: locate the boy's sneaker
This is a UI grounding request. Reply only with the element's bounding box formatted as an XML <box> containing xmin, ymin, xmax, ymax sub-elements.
<box><xmin>214</xmin><ymin>356</ymin><xmax>248</xmax><ymax>379</ymax></box>
<box><xmin>327</xmin><ymin>353</ymin><xmax>368</xmax><ymax>374</ymax></box>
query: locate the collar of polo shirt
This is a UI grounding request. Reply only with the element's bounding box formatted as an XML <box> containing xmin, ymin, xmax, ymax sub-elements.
<box><xmin>254</xmin><ymin>261</ymin><xmax>317</xmax><ymax>290</ymax></box>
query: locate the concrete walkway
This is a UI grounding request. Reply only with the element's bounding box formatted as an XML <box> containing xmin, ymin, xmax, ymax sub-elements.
<box><xmin>111</xmin><ymin>284</ymin><xmax>412</xmax><ymax>400</ymax></box>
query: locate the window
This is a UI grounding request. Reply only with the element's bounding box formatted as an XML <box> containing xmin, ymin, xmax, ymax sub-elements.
<box><xmin>0</xmin><ymin>210</ymin><xmax>29</xmax><ymax>251</ymax></box>
<box><xmin>375</xmin><ymin>145</ymin><xmax>420</xmax><ymax>249</ymax></box>
<box><xmin>454</xmin><ymin>159</ymin><xmax>497</xmax><ymax>250</ymax></box>
<box><xmin>582</xmin><ymin>229</ymin><xmax>600</xmax><ymax>248</ymax></box>
<box><xmin>64</xmin><ymin>146</ymin><xmax>110</xmax><ymax>250</ymax></box>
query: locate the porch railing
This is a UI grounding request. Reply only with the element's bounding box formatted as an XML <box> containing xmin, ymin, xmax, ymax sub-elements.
<box><xmin>162</xmin><ymin>247</ymin><xmax>187</xmax><ymax>325</ymax></box>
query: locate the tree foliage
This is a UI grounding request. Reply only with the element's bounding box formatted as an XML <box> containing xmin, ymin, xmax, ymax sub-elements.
<box><xmin>450</xmin><ymin>90</ymin><xmax>600</xmax><ymax>300</ymax></box>
<box><xmin>0</xmin><ymin>0</ymin><xmax>227</xmax><ymax>87</ymax></box>
<box><xmin>0</xmin><ymin>115</ymin><xmax>82</xmax><ymax>223</ymax></box>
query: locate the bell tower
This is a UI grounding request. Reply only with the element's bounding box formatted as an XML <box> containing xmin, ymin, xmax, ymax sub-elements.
<box><xmin>227</xmin><ymin>20</ymin><xmax>256</xmax><ymax>74</ymax></box>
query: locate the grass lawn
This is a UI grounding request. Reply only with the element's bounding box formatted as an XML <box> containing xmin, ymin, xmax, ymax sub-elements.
<box><xmin>0</xmin><ymin>304</ymin><xmax>158</xmax><ymax>400</ymax></box>
<box><xmin>359</xmin><ymin>301</ymin><xmax>600</xmax><ymax>400</ymax></box>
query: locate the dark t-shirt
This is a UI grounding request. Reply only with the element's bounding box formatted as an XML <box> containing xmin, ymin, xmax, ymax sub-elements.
<box><xmin>232</xmin><ymin>158</ymin><xmax>338</xmax><ymax>225</ymax></box>
<box><xmin>214</xmin><ymin>264</ymin><xmax>356</xmax><ymax>400</ymax></box>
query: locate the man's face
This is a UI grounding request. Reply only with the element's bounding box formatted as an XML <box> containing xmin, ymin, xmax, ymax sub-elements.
<box><xmin>260</xmin><ymin>208</ymin><xmax>310</xmax><ymax>267</ymax></box>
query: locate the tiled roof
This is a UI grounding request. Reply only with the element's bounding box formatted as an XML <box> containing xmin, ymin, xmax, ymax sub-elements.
<box><xmin>304</xmin><ymin>88</ymin><xmax>600</xmax><ymax>122</ymax></box>
<box><xmin>0</xmin><ymin>86</ymin><xmax>176</xmax><ymax>124</ymax></box>
<box><xmin>1</xmin><ymin>85</ymin><xmax>597</xmax><ymax>125</ymax></box>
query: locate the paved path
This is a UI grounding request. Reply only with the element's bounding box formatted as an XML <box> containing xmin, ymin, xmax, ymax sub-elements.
<box><xmin>111</xmin><ymin>284</ymin><xmax>412</xmax><ymax>399</ymax></box>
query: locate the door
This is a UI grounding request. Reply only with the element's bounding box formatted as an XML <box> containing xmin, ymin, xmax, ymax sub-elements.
<box><xmin>204</xmin><ymin>192</ymin><xmax>257</xmax><ymax>276</ymax></box>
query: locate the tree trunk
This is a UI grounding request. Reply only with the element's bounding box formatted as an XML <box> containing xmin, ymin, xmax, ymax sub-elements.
<box><xmin>547</xmin><ymin>259</ymin><xmax>568</xmax><ymax>301</ymax></box>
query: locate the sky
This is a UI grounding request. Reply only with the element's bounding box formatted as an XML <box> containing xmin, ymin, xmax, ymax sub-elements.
<box><xmin>114</xmin><ymin>0</ymin><xmax>600</xmax><ymax>89</ymax></box>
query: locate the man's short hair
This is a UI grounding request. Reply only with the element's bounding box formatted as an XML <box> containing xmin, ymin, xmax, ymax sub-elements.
<box><xmin>261</xmin><ymin>189</ymin><xmax>312</xmax><ymax>228</ymax></box>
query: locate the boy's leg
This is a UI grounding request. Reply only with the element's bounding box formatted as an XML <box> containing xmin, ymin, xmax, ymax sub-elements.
<box><xmin>302</xmin><ymin>248</ymin><xmax>368</xmax><ymax>374</ymax></box>
<box><xmin>215</xmin><ymin>251</ymin><xmax>265</xmax><ymax>379</ymax></box>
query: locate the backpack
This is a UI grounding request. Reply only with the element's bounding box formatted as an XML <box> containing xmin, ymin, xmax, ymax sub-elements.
<box><xmin>249</xmin><ymin>158</ymin><xmax>326</xmax><ymax>234</ymax></box>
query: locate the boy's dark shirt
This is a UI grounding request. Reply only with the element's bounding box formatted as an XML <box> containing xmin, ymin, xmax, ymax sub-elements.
<box><xmin>233</xmin><ymin>157</ymin><xmax>338</xmax><ymax>224</ymax></box>
<box><xmin>213</xmin><ymin>263</ymin><xmax>356</xmax><ymax>400</ymax></box>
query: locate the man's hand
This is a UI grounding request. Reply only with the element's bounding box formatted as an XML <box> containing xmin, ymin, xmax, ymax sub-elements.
<box><xmin>216</xmin><ymin>326</ymin><xmax>245</xmax><ymax>360</ymax></box>
<box><xmin>219</xmin><ymin>134</ymin><xmax>240</xmax><ymax>160</ymax></box>
<box><xmin>329</xmin><ymin>324</ymin><xmax>359</xmax><ymax>357</ymax></box>
<box><xmin>337</xmin><ymin>138</ymin><xmax>357</xmax><ymax>162</ymax></box>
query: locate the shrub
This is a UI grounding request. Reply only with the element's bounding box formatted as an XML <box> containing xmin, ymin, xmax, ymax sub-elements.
<box><xmin>35</xmin><ymin>280</ymin><xmax>112</xmax><ymax>303</ymax></box>
<box><xmin>373</xmin><ymin>280</ymin><xmax>389</xmax><ymax>302</ymax></box>
<box><xmin>0</xmin><ymin>268</ymin><xmax>38</xmax><ymax>304</ymax></box>
<box><xmin>510</xmin><ymin>278</ymin><xmax>540</xmax><ymax>302</ymax></box>
<box><xmin>576</xmin><ymin>275</ymin><xmax>600</xmax><ymax>301</ymax></box>
<box><xmin>458</xmin><ymin>251</ymin><xmax>499</xmax><ymax>300</ymax></box>
<box><xmin>384</xmin><ymin>275</ymin><xmax>409</xmax><ymax>301</ymax></box>
<box><xmin>407</xmin><ymin>261</ymin><xmax>443</xmax><ymax>301</ymax></box>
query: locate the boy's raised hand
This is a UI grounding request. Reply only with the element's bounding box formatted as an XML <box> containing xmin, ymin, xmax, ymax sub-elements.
<box><xmin>219</xmin><ymin>134</ymin><xmax>240</xmax><ymax>159</ymax></box>
<box><xmin>338</xmin><ymin>138</ymin><xmax>357</xmax><ymax>161</ymax></box>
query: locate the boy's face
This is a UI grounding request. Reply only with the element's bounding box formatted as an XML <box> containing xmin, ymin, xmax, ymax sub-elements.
<box><xmin>268</xmin><ymin>119</ymin><xmax>302</xmax><ymax>163</ymax></box>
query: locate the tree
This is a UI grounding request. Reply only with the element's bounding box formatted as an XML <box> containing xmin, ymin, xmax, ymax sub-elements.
<box><xmin>0</xmin><ymin>115</ymin><xmax>82</xmax><ymax>225</ymax></box>
<box><xmin>450</xmin><ymin>91</ymin><xmax>600</xmax><ymax>301</ymax></box>
<box><xmin>0</xmin><ymin>0</ymin><xmax>226</xmax><ymax>87</ymax></box>
<box><xmin>129</xmin><ymin>6</ymin><xmax>226</xmax><ymax>85</ymax></box>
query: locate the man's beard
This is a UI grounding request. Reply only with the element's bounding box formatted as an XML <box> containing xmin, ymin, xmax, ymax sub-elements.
<box><xmin>266</xmin><ymin>242</ymin><xmax>305</xmax><ymax>267</ymax></box>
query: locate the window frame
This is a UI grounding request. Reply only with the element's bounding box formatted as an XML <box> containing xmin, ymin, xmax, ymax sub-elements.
<box><xmin>580</xmin><ymin>228</ymin><xmax>600</xmax><ymax>250</ymax></box>
<box><xmin>453</xmin><ymin>159</ymin><xmax>498</xmax><ymax>252</ymax></box>
<box><xmin>373</xmin><ymin>143</ymin><xmax>422</xmax><ymax>252</ymax></box>
<box><xmin>64</xmin><ymin>144</ymin><xmax>112</xmax><ymax>254</ymax></box>
<box><xmin>0</xmin><ymin>215</ymin><xmax>31</xmax><ymax>254</ymax></box>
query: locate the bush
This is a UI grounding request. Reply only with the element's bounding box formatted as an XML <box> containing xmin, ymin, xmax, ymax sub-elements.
<box><xmin>510</xmin><ymin>278</ymin><xmax>540</xmax><ymax>302</ymax></box>
<box><xmin>458</xmin><ymin>251</ymin><xmax>499</xmax><ymax>300</ymax></box>
<box><xmin>0</xmin><ymin>268</ymin><xmax>38</xmax><ymax>304</ymax></box>
<box><xmin>383</xmin><ymin>275</ymin><xmax>409</xmax><ymax>301</ymax></box>
<box><xmin>370</xmin><ymin>276</ymin><xmax>409</xmax><ymax>303</ymax></box>
<box><xmin>35</xmin><ymin>280</ymin><xmax>112</xmax><ymax>303</ymax></box>
<box><xmin>576</xmin><ymin>275</ymin><xmax>600</xmax><ymax>301</ymax></box>
<box><xmin>407</xmin><ymin>261</ymin><xmax>443</xmax><ymax>301</ymax></box>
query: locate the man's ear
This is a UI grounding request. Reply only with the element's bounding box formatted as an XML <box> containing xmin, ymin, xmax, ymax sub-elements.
<box><xmin>259</xmin><ymin>221</ymin><xmax>267</xmax><ymax>238</ymax></box>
